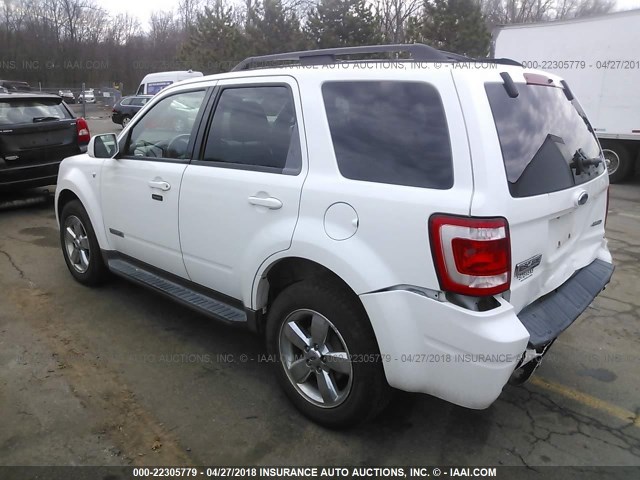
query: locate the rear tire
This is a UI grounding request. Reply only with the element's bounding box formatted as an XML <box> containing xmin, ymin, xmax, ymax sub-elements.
<box><xmin>122</xmin><ymin>115</ymin><xmax>131</xmax><ymax>127</ymax></box>
<box><xmin>266</xmin><ymin>279</ymin><xmax>390</xmax><ymax>428</ymax></box>
<box><xmin>603</xmin><ymin>143</ymin><xmax>632</xmax><ymax>183</ymax></box>
<box><xmin>60</xmin><ymin>200</ymin><xmax>109</xmax><ymax>286</ymax></box>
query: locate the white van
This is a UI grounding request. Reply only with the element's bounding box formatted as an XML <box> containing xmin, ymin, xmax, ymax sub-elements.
<box><xmin>136</xmin><ymin>70</ymin><xmax>203</xmax><ymax>95</ymax></box>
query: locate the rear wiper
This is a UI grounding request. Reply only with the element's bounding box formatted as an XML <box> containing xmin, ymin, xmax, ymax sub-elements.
<box><xmin>32</xmin><ymin>116</ymin><xmax>59</xmax><ymax>122</ymax></box>
<box><xmin>570</xmin><ymin>148</ymin><xmax>602</xmax><ymax>175</ymax></box>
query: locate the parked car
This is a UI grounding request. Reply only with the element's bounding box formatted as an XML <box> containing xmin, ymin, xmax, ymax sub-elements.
<box><xmin>0</xmin><ymin>92</ymin><xmax>90</xmax><ymax>191</ymax></box>
<box><xmin>0</xmin><ymin>80</ymin><xmax>32</xmax><ymax>92</ymax></box>
<box><xmin>55</xmin><ymin>44</ymin><xmax>614</xmax><ymax>428</ymax></box>
<box><xmin>58</xmin><ymin>89</ymin><xmax>76</xmax><ymax>104</ymax></box>
<box><xmin>78</xmin><ymin>90</ymin><xmax>95</xmax><ymax>104</ymax></box>
<box><xmin>111</xmin><ymin>95</ymin><xmax>152</xmax><ymax>127</ymax></box>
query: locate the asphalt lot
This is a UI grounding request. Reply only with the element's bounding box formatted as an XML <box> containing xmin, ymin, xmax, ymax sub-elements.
<box><xmin>0</xmin><ymin>115</ymin><xmax>639</xmax><ymax>471</ymax></box>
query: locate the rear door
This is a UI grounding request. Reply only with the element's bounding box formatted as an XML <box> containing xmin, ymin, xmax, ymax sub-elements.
<box><xmin>179</xmin><ymin>76</ymin><xmax>307</xmax><ymax>302</ymax></box>
<box><xmin>453</xmin><ymin>68</ymin><xmax>609</xmax><ymax>313</ymax></box>
<box><xmin>0</xmin><ymin>96</ymin><xmax>78</xmax><ymax>165</ymax></box>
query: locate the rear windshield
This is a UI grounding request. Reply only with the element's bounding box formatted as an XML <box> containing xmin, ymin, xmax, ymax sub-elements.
<box><xmin>322</xmin><ymin>81</ymin><xmax>453</xmax><ymax>190</ymax></box>
<box><xmin>486</xmin><ymin>82</ymin><xmax>605</xmax><ymax>197</ymax></box>
<box><xmin>0</xmin><ymin>98</ymin><xmax>70</xmax><ymax>125</ymax></box>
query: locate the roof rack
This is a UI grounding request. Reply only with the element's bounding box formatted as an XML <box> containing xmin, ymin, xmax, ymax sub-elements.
<box><xmin>232</xmin><ymin>44</ymin><xmax>450</xmax><ymax>71</ymax></box>
<box><xmin>232</xmin><ymin>44</ymin><xmax>522</xmax><ymax>71</ymax></box>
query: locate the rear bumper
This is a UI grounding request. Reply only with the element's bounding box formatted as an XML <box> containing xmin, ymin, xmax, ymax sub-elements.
<box><xmin>360</xmin><ymin>258</ymin><xmax>614</xmax><ymax>409</ymax></box>
<box><xmin>518</xmin><ymin>259</ymin><xmax>614</xmax><ymax>348</ymax></box>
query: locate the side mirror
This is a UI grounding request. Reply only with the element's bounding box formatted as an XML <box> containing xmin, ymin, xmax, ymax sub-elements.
<box><xmin>88</xmin><ymin>133</ymin><xmax>119</xmax><ymax>159</ymax></box>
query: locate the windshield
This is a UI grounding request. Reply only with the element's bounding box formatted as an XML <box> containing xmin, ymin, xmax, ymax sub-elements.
<box><xmin>485</xmin><ymin>82</ymin><xmax>605</xmax><ymax>198</ymax></box>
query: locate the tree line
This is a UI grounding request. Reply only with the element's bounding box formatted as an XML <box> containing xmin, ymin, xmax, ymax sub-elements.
<box><xmin>0</xmin><ymin>0</ymin><xmax>616</xmax><ymax>93</ymax></box>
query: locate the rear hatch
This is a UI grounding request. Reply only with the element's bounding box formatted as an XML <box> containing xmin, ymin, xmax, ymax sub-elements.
<box><xmin>452</xmin><ymin>67</ymin><xmax>609</xmax><ymax>313</ymax></box>
<box><xmin>0</xmin><ymin>96</ymin><xmax>79</xmax><ymax>166</ymax></box>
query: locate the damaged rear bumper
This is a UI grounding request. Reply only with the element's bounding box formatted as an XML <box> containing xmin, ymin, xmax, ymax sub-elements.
<box><xmin>511</xmin><ymin>258</ymin><xmax>615</xmax><ymax>383</ymax></box>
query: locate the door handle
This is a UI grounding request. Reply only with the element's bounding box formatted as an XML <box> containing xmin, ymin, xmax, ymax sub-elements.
<box><xmin>248</xmin><ymin>196</ymin><xmax>283</xmax><ymax>210</ymax></box>
<box><xmin>148</xmin><ymin>180</ymin><xmax>171</xmax><ymax>191</ymax></box>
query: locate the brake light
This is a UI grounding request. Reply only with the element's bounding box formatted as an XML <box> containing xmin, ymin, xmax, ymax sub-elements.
<box><xmin>524</xmin><ymin>72</ymin><xmax>554</xmax><ymax>87</ymax></box>
<box><xmin>76</xmin><ymin>117</ymin><xmax>90</xmax><ymax>145</ymax></box>
<box><xmin>429</xmin><ymin>215</ymin><xmax>511</xmax><ymax>296</ymax></box>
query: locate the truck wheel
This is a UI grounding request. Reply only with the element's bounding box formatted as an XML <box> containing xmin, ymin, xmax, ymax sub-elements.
<box><xmin>603</xmin><ymin>143</ymin><xmax>632</xmax><ymax>183</ymax></box>
<box><xmin>266</xmin><ymin>279</ymin><xmax>390</xmax><ymax>428</ymax></box>
<box><xmin>60</xmin><ymin>200</ymin><xmax>109</xmax><ymax>286</ymax></box>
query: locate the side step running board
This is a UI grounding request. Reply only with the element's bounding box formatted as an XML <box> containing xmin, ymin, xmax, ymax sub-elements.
<box><xmin>107</xmin><ymin>258</ymin><xmax>247</xmax><ymax>324</ymax></box>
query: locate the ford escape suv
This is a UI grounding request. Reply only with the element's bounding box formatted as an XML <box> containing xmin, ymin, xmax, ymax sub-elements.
<box><xmin>55</xmin><ymin>44</ymin><xmax>614</xmax><ymax>427</ymax></box>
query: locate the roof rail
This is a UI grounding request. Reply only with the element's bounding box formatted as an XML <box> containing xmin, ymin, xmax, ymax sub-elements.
<box><xmin>232</xmin><ymin>43</ymin><xmax>454</xmax><ymax>71</ymax></box>
<box><xmin>438</xmin><ymin>50</ymin><xmax>522</xmax><ymax>67</ymax></box>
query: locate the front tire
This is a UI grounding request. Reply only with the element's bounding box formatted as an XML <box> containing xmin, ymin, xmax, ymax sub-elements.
<box><xmin>60</xmin><ymin>200</ymin><xmax>109</xmax><ymax>286</ymax></box>
<box><xmin>266</xmin><ymin>279</ymin><xmax>390</xmax><ymax>428</ymax></box>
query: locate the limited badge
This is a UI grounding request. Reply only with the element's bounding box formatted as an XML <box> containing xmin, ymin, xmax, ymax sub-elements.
<box><xmin>515</xmin><ymin>254</ymin><xmax>542</xmax><ymax>281</ymax></box>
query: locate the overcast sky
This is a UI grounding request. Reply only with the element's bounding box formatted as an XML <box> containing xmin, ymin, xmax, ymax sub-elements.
<box><xmin>99</xmin><ymin>0</ymin><xmax>640</xmax><ymax>28</ymax></box>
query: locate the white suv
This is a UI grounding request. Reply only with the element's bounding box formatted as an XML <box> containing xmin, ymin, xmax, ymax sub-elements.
<box><xmin>55</xmin><ymin>44</ymin><xmax>614</xmax><ymax>427</ymax></box>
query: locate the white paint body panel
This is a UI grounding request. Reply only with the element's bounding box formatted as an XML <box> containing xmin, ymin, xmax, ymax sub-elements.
<box><xmin>56</xmin><ymin>61</ymin><xmax>613</xmax><ymax>411</ymax></box>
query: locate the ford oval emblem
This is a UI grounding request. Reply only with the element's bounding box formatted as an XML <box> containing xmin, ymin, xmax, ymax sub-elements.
<box><xmin>577</xmin><ymin>191</ymin><xmax>589</xmax><ymax>206</ymax></box>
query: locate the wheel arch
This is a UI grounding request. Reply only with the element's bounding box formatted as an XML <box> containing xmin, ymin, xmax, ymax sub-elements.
<box><xmin>56</xmin><ymin>174</ymin><xmax>109</xmax><ymax>250</ymax></box>
<box><xmin>256</xmin><ymin>256</ymin><xmax>360</xmax><ymax>310</ymax></box>
<box><xmin>251</xmin><ymin>254</ymin><xmax>385</xmax><ymax>341</ymax></box>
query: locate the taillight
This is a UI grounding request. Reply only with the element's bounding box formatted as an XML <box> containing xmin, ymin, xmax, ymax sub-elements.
<box><xmin>429</xmin><ymin>215</ymin><xmax>511</xmax><ymax>296</ymax></box>
<box><xmin>76</xmin><ymin>117</ymin><xmax>90</xmax><ymax>145</ymax></box>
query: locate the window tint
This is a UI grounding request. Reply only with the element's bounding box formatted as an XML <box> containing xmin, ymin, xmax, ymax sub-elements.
<box><xmin>202</xmin><ymin>86</ymin><xmax>301</xmax><ymax>174</ymax></box>
<box><xmin>0</xmin><ymin>98</ymin><xmax>70</xmax><ymax>125</ymax></box>
<box><xmin>126</xmin><ymin>90</ymin><xmax>206</xmax><ymax>160</ymax></box>
<box><xmin>322</xmin><ymin>81</ymin><xmax>453</xmax><ymax>189</ymax></box>
<box><xmin>130</xmin><ymin>97</ymin><xmax>148</xmax><ymax>106</ymax></box>
<box><xmin>486</xmin><ymin>82</ymin><xmax>605</xmax><ymax>198</ymax></box>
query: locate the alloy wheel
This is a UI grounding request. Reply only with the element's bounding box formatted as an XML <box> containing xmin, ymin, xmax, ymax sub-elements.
<box><xmin>63</xmin><ymin>215</ymin><xmax>91</xmax><ymax>274</ymax></box>
<box><xmin>278</xmin><ymin>309</ymin><xmax>353</xmax><ymax>408</ymax></box>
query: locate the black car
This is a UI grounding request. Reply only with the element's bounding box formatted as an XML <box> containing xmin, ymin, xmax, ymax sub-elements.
<box><xmin>0</xmin><ymin>92</ymin><xmax>90</xmax><ymax>191</ymax></box>
<box><xmin>112</xmin><ymin>95</ymin><xmax>152</xmax><ymax>127</ymax></box>
<box><xmin>0</xmin><ymin>80</ymin><xmax>32</xmax><ymax>92</ymax></box>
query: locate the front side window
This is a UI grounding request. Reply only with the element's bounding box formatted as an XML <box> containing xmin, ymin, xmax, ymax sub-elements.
<box><xmin>322</xmin><ymin>81</ymin><xmax>453</xmax><ymax>189</ymax></box>
<box><xmin>486</xmin><ymin>82</ymin><xmax>605</xmax><ymax>197</ymax></box>
<box><xmin>126</xmin><ymin>90</ymin><xmax>206</xmax><ymax>160</ymax></box>
<box><xmin>202</xmin><ymin>86</ymin><xmax>301</xmax><ymax>174</ymax></box>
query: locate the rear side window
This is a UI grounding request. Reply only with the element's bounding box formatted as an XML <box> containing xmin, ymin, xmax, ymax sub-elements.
<box><xmin>322</xmin><ymin>81</ymin><xmax>453</xmax><ymax>189</ymax></box>
<box><xmin>201</xmin><ymin>86</ymin><xmax>301</xmax><ymax>175</ymax></box>
<box><xmin>130</xmin><ymin>97</ymin><xmax>148</xmax><ymax>106</ymax></box>
<box><xmin>486</xmin><ymin>82</ymin><xmax>605</xmax><ymax>197</ymax></box>
<box><xmin>0</xmin><ymin>98</ymin><xmax>70</xmax><ymax>125</ymax></box>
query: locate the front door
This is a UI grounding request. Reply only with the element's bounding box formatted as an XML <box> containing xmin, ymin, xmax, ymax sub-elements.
<box><xmin>101</xmin><ymin>87</ymin><xmax>209</xmax><ymax>278</ymax></box>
